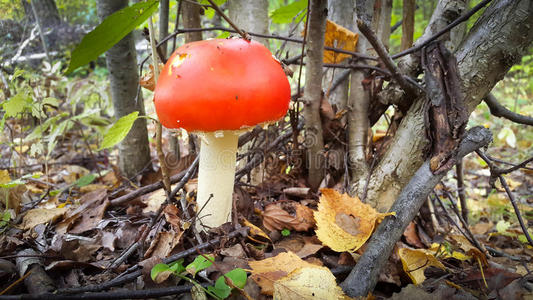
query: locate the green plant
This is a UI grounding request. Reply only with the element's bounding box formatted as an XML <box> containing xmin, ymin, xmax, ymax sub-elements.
<box><xmin>150</xmin><ymin>254</ymin><xmax>248</xmax><ymax>299</ymax></box>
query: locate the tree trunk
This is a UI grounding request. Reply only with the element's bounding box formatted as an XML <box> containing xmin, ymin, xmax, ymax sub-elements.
<box><xmin>326</xmin><ymin>0</ymin><xmax>355</xmax><ymax>111</ymax></box>
<box><xmin>303</xmin><ymin>0</ymin><xmax>328</xmax><ymax>190</ymax></box>
<box><xmin>366</xmin><ymin>0</ymin><xmax>533</xmax><ymax>211</ymax></box>
<box><xmin>372</xmin><ymin>0</ymin><xmax>392</xmax><ymax>49</ymax></box>
<box><xmin>181</xmin><ymin>0</ymin><xmax>202</xmax><ymax>43</ymax></box>
<box><xmin>228</xmin><ymin>0</ymin><xmax>269</xmax><ymax>46</ymax></box>
<box><xmin>401</xmin><ymin>0</ymin><xmax>415</xmax><ymax>50</ymax></box>
<box><xmin>97</xmin><ymin>0</ymin><xmax>152</xmax><ymax>179</ymax></box>
<box><xmin>347</xmin><ymin>0</ymin><xmax>374</xmax><ymax>198</ymax></box>
<box><xmin>26</xmin><ymin>0</ymin><xmax>60</xmax><ymax>29</ymax></box>
<box><xmin>158</xmin><ymin>0</ymin><xmax>169</xmax><ymax>59</ymax></box>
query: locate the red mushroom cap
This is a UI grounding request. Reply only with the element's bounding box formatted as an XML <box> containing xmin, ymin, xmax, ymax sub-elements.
<box><xmin>153</xmin><ymin>38</ymin><xmax>291</xmax><ymax>132</ymax></box>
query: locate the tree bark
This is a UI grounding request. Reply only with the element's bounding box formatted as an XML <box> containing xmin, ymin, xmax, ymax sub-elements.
<box><xmin>326</xmin><ymin>0</ymin><xmax>355</xmax><ymax>111</ymax></box>
<box><xmin>347</xmin><ymin>0</ymin><xmax>374</xmax><ymax>198</ymax></box>
<box><xmin>97</xmin><ymin>0</ymin><xmax>152</xmax><ymax>179</ymax></box>
<box><xmin>158</xmin><ymin>0</ymin><xmax>169</xmax><ymax>59</ymax></box>
<box><xmin>228</xmin><ymin>0</ymin><xmax>269</xmax><ymax>46</ymax></box>
<box><xmin>182</xmin><ymin>0</ymin><xmax>202</xmax><ymax>43</ymax></box>
<box><xmin>303</xmin><ymin>0</ymin><xmax>328</xmax><ymax>190</ymax></box>
<box><xmin>341</xmin><ymin>127</ymin><xmax>493</xmax><ymax>297</ymax></box>
<box><xmin>366</xmin><ymin>0</ymin><xmax>533</xmax><ymax>211</ymax></box>
<box><xmin>372</xmin><ymin>0</ymin><xmax>392</xmax><ymax>49</ymax></box>
<box><xmin>26</xmin><ymin>0</ymin><xmax>60</xmax><ymax>29</ymax></box>
<box><xmin>401</xmin><ymin>0</ymin><xmax>415</xmax><ymax>50</ymax></box>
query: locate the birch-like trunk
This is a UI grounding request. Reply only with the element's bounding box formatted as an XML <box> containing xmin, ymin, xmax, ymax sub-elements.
<box><xmin>97</xmin><ymin>0</ymin><xmax>152</xmax><ymax>178</ymax></box>
<box><xmin>304</xmin><ymin>0</ymin><xmax>328</xmax><ymax>190</ymax></box>
<box><xmin>347</xmin><ymin>0</ymin><xmax>374</xmax><ymax>198</ymax></box>
<box><xmin>366</xmin><ymin>0</ymin><xmax>533</xmax><ymax>211</ymax></box>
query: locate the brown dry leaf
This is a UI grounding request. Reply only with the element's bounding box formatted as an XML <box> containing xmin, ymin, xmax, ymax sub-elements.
<box><xmin>139</xmin><ymin>64</ymin><xmax>163</xmax><ymax>91</ymax></box>
<box><xmin>398</xmin><ymin>248</ymin><xmax>445</xmax><ymax>284</ymax></box>
<box><xmin>249</xmin><ymin>251</ymin><xmax>319</xmax><ymax>295</ymax></box>
<box><xmin>241</xmin><ymin>218</ymin><xmax>272</xmax><ymax>245</ymax></box>
<box><xmin>276</xmin><ymin>235</ymin><xmax>323</xmax><ymax>258</ymax></box>
<box><xmin>70</xmin><ymin>189</ymin><xmax>109</xmax><ymax>234</ymax></box>
<box><xmin>273</xmin><ymin>266</ymin><xmax>350</xmax><ymax>300</ymax></box>
<box><xmin>144</xmin><ymin>229</ymin><xmax>183</xmax><ymax>259</ymax></box>
<box><xmin>471</xmin><ymin>221</ymin><xmax>493</xmax><ymax>235</ymax></box>
<box><xmin>0</xmin><ymin>170</ymin><xmax>27</xmax><ymax>213</ymax></box>
<box><xmin>163</xmin><ymin>204</ymin><xmax>181</xmax><ymax>230</ymax></box>
<box><xmin>142</xmin><ymin>189</ymin><xmax>166</xmax><ymax>214</ymax></box>
<box><xmin>262</xmin><ymin>201</ymin><xmax>315</xmax><ymax>232</ymax></box>
<box><xmin>314</xmin><ymin>188</ymin><xmax>394</xmax><ymax>252</ymax></box>
<box><xmin>60</xmin><ymin>165</ymin><xmax>90</xmax><ymax>184</ymax></box>
<box><xmin>403</xmin><ymin>222</ymin><xmax>424</xmax><ymax>248</ymax></box>
<box><xmin>79</xmin><ymin>184</ymin><xmax>109</xmax><ymax>193</ymax></box>
<box><xmin>21</xmin><ymin>207</ymin><xmax>68</xmax><ymax>230</ymax></box>
<box><xmin>324</xmin><ymin>20</ymin><xmax>358</xmax><ymax>64</ymax></box>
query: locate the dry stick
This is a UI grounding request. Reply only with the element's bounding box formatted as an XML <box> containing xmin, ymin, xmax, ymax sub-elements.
<box><xmin>340</xmin><ymin>126</ymin><xmax>492</xmax><ymax>297</ymax></box>
<box><xmin>357</xmin><ymin>19</ymin><xmax>417</xmax><ymax>96</ymax></box>
<box><xmin>391</xmin><ymin>0</ymin><xmax>493</xmax><ymax>59</ymax></box>
<box><xmin>484</xmin><ymin>93</ymin><xmax>533</xmax><ymax>126</ymax></box>
<box><xmin>456</xmin><ymin>160</ymin><xmax>468</xmax><ymax>224</ymax></box>
<box><xmin>475</xmin><ymin>150</ymin><xmax>533</xmax><ymax>247</ymax></box>
<box><xmin>0</xmin><ymin>285</ymin><xmax>201</xmax><ymax>300</ymax></box>
<box><xmin>56</xmin><ymin>227</ymin><xmax>249</xmax><ymax>295</ymax></box>
<box><xmin>205</xmin><ymin>0</ymin><xmax>250</xmax><ymax>41</ymax></box>
<box><xmin>499</xmin><ymin>156</ymin><xmax>533</xmax><ymax>174</ymax></box>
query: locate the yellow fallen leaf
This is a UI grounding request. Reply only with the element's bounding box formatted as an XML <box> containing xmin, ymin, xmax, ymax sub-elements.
<box><xmin>241</xmin><ymin>217</ymin><xmax>272</xmax><ymax>245</ymax></box>
<box><xmin>398</xmin><ymin>248</ymin><xmax>445</xmax><ymax>284</ymax></box>
<box><xmin>314</xmin><ymin>188</ymin><xmax>394</xmax><ymax>252</ymax></box>
<box><xmin>324</xmin><ymin>20</ymin><xmax>358</xmax><ymax>64</ymax></box>
<box><xmin>21</xmin><ymin>207</ymin><xmax>68</xmax><ymax>230</ymax></box>
<box><xmin>249</xmin><ymin>251</ymin><xmax>320</xmax><ymax>295</ymax></box>
<box><xmin>273</xmin><ymin>266</ymin><xmax>350</xmax><ymax>300</ymax></box>
<box><xmin>0</xmin><ymin>170</ymin><xmax>10</xmax><ymax>184</ymax></box>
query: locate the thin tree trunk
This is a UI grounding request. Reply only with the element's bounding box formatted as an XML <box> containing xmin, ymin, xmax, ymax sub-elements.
<box><xmin>401</xmin><ymin>0</ymin><xmax>415</xmax><ymax>50</ymax></box>
<box><xmin>228</xmin><ymin>0</ymin><xmax>269</xmax><ymax>46</ymax></box>
<box><xmin>326</xmin><ymin>0</ymin><xmax>355</xmax><ymax>111</ymax></box>
<box><xmin>182</xmin><ymin>0</ymin><xmax>202</xmax><ymax>43</ymax></box>
<box><xmin>366</xmin><ymin>0</ymin><xmax>533</xmax><ymax>211</ymax></box>
<box><xmin>228</xmin><ymin>0</ymin><xmax>269</xmax><ymax>185</ymax></box>
<box><xmin>347</xmin><ymin>0</ymin><xmax>374</xmax><ymax>198</ymax></box>
<box><xmin>304</xmin><ymin>0</ymin><xmax>328</xmax><ymax>190</ymax></box>
<box><xmin>97</xmin><ymin>0</ymin><xmax>152</xmax><ymax>179</ymax></box>
<box><xmin>28</xmin><ymin>0</ymin><xmax>60</xmax><ymax>28</ymax></box>
<box><xmin>372</xmin><ymin>0</ymin><xmax>392</xmax><ymax>49</ymax></box>
<box><xmin>158</xmin><ymin>0</ymin><xmax>169</xmax><ymax>58</ymax></box>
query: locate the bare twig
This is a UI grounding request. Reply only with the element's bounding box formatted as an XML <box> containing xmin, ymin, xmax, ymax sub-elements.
<box><xmin>484</xmin><ymin>93</ymin><xmax>533</xmax><ymax>126</ymax></box>
<box><xmin>455</xmin><ymin>160</ymin><xmax>468</xmax><ymax>224</ymax></box>
<box><xmin>357</xmin><ymin>20</ymin><xmax>417</xmax><ymax>96</ymax></box>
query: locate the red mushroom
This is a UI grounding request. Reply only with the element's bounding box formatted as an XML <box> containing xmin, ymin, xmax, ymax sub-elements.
<box><xmin>154</xmin><ymin>38</ymin><xmax>290</xmax><ymax>230</ymax></box>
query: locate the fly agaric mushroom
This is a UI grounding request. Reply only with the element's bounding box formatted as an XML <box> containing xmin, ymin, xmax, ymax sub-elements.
<box><xmin>154</xmin><ymin>38</ymin><xmax>290</xmax><ymax>230</ymax></box>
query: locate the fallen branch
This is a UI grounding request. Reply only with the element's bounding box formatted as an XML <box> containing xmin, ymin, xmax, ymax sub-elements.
<box><xmin>340</xmin><ymin>126</ymin><xmax>492</xmax><ymax>297</ymax></box>
<box><xmin>484</xmin><ymin>93</ymin><xmax>533</xmax><ymax>126</ymax></box>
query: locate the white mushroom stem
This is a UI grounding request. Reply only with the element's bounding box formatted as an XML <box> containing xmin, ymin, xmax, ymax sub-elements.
<box><xmin>196</xmin><ymin>131</ymin><xmax>239</xmax><ymax>231</ymax></box>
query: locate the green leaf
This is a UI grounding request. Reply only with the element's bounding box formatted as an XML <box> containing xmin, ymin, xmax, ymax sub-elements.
<box><xmin>281</xmin><ymin>228</ymin><xmax>291</xmax><ymax>236</ymax></box>
<box><xmin>208</xmin><ymin>268</ymin><xmax>247</xmax><ymax>299</ymax></box>
<box><xmin>75</xmin><ymin>174</ymin><xmax>96</xmax><ymax>187</ymax></box>
<box><xmin>186</xmin><ymin>254</ymin><xmax>214</xmax><ymax>277</ymax></box>
<box><xmin>150</xmin><ymin>263</ymin><xmax>170</xmax><ymax>281</ymax></box>
<box><xmin>3</xmin><ymin>92</ymin><xmax>32</xmax><ymax>117</ymax></box>
<box><xmin>198</xmin><ymin>0</ymin><xmax>227</xmax><ymax>19</ymax></box>
<box><xmin>65</xmin><ymin>0</ymin><xmax>159</xmax><ymax>74</ymax></box>
<box><xmin>496</xmin><ymin>220</ymin><xmax>511</xmax><ymax>233</ymax></box>
<box><xmin>99</xmin><ymin>111</ymin><xmax>139</xmax><ymax>150</ymax></box>
<box><xmin>270</xmin><ymin>0</ymin><xmax>307</xmax><ymax>24</ymax></box>
<box><xmin>168</xmin><ymin>259</ymin><xmax>185</xmax><ymax>274</ymax></box>
<box><xmin>224</xmin><ymin>268</ymin><xmax>247</xmax><ymax>289</ymax></box>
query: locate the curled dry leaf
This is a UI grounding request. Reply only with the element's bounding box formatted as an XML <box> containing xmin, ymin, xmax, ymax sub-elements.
<box><xmin>314</xmin><ymin>188</ymin><xmax>394</xmax><ymax>252</ymax></box>
<box><xmin>398</xmin><ymin>248</ymin><xmax>446</xmax><ymax>285</ymax></box>
<box><xmin>249</xmin><ymin>251</ymin><xmax>320</xmax><ymax>295</ymax></box>
<box><xmin>262</xmin><ymin>201</ymin><xmax>315</xmax><ymax>232</ymax></box>
<box><xmin>139</xmin><ymin>64</ymin><xmax>164</xmax><ymax>91</ymax></box>
<box><xmin>21</xmin><ymin>207</ymin><xmax>68</xmax><ymax>231</ymax></box>
<box><xmin>163</xmin><ymin>204</ymin><xmax>181</xmax><ymax>230</ymax></box>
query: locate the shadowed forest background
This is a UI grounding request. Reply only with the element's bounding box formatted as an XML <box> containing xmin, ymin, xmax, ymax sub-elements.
<box><xmin>0</xmin><ymin>0</ymin><xmax>532</xmax><ymax>299</ymax></box>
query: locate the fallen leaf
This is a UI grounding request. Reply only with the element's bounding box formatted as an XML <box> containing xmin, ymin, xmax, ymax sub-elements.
<box><xmin>262</xmin><ymin>201</ymin><xmax>315</xmax><ymax>232</ymax></box>
<box><xmin>144</xmin><ymin>229</ymin><xmax>183</xmax><ymax>259</ymax></box>
<box><xmin>398</xmin><ymin>248</ymin><xmax>446</xmax><ymax>284</ymax></box>
<box><xmin>249</xmin><ymin>251</ymin><xmax>319</xmax><ymax>295</ymax></box>
<box><xmin>323</xmin><ymin>20</ymin><xmax>358</xmax><ymax>64</ymax></box>
<box><xmin>403</xmin><ymin>222</ymin><xmax>424</xmax><ymax>248</ymax></box>
<box><xmin>276</xmin><ymin>235</ymin><xmax>323</xmax><ymax>258</ymax></box>
<box><xmin>21</xmin><ymin>207</ymin><xmax>68</xmax><ymax>230</ymax></box>
<box><xmin>314</xmin><ymin>188</ymin><xmax>394</xmax><ymax>252</ymax></box>
<box><xmin>273</xmin><ymin>266</ymin><xmax>349</xmax><ymax>300</ymax></box>
<box><xmin>164</xmin><ymin>204</ymin><xmax>181</xmax><ymax>230</ymax></box>
<box><xmin>241</xmin><ymin>218</ymin><xmax>272</xmax><ymax>245</ymax></box>
<box><xmin>142</xmin><ymin>188</ymin><xmax>166</xmax><ymax>214</ymax></box>
<box><xmin>69</xmin><ymin>189</ymin><xmax>109</xmax><ymax>234</ymax></box>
